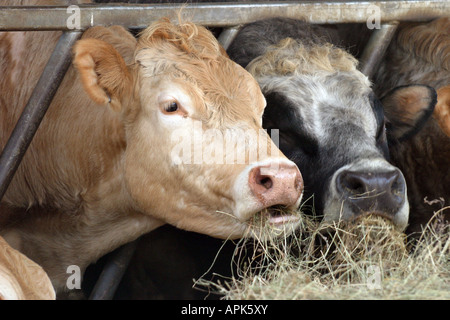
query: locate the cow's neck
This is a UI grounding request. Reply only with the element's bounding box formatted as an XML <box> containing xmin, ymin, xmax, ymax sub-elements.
<box><xmin>1</xmin><ymin>190</ymin><xmax>164</xmax><ymax>295</ymax></box>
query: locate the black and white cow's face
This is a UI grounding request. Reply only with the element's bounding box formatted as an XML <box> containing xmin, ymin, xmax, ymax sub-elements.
<box><xmin>247</xmin><ymin>41</ymin><xmax>436</xmax><ymax>231</ymax></box>
<box><xmin>260</xmin><ymin>73</ymin><xmax>407</xmax><ymax>230</ymax></box>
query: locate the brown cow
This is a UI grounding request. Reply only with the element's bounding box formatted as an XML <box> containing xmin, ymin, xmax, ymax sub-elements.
<box><xmin>434</xmin><ymin>85</ymin><xmax>450</xmax><ymax>137</ymax></box>
<box><xmin>0</xmin><ymin>1</ymin><xmax>303</xmax><ymax>295</ymax></box>
<box><xmin>374</xmin><ymin>17</ymin><xmax>450</xmax><ymax>237</ymax></box>
<box><xmin>0</xmin><ymin>236</ymin><xmax>55</xmax><ymax>300</ymax></box>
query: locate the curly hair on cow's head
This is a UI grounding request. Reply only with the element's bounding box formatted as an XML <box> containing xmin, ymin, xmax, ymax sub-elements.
<box><xmin>396</xmin><ymin>17</ymin><xmax>450</xmax><ymax>72</ymax></box>
<box><xmin>246</xmin><ymin>37</ymin><xmax>358</xmax><ymax>78</ymax></box>
<box><xmin>136</xmin><ymin>17</ymin><xmax>226</xmax><ymax>61</ymax></box>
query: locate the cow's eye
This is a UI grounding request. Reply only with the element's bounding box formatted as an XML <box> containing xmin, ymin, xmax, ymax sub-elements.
<box><xmin>160</xmin><ymin>99</ymin><xmax>188</xmax><ymax>117</ymax></box>
<box><xmin>164</xmin><ymin>101</ymin><xmax>179</xmax><ymax>113</ymax></box>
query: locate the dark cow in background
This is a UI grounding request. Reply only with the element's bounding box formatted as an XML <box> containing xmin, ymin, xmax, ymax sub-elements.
<box><xmin>373</xmin><ymin>17</ymin><xmax>450</xmax><ymax>237</ymax></box>
<box><xmin>101</xmin><ymin>18</ymin><xmax>438</xmax><ymax>300</ymax></box>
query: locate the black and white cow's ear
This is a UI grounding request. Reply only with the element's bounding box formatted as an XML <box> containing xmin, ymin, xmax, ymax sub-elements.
<box><xmin>381</xmin><ymin>85</ymin><xmax>437</xmax><ymax>142</ymax></box>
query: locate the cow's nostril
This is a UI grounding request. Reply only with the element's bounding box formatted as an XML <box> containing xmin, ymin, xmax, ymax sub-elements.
<box><xmin>337</xmin><ymin>171</ymin><xmax>367</xmax><ymax>196</ymax></box>
<box><xmin>391</xmin><ymin>177</ymin><xmax>404</xmax><ymax>197</ymax></box>
<box><xmin>258</xmin><ymin>177</ymin><xmax>273</xmax><ymax>189</ymax></box>
<box><xmin>344</xmin><ymin>176</ymin><xmax>366</xmax><ymax>195</ymax></box>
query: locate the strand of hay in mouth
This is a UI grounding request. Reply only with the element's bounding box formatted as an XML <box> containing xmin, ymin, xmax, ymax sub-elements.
<box><xmin>197</xmin><ymin>208</ymin><xmax>449</xmax><ymax>300</ymax></box>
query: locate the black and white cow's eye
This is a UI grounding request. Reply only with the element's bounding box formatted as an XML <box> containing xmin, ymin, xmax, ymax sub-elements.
<box><xmin>164</xmin><ymin>101</ymin><xmax>179</xmax><ymax>113</ymax></box>
<box><xmin>279</xmin><ymin>130</ymin><xmax>318</xmax><ymax>158</ymax></box>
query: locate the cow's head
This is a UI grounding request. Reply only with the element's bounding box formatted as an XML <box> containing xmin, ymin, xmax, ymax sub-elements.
<box><xmin>246</xmin><ymin>38</ymin><xmax>436</xmax><ymax>231</ymax></box>
<box><xmin>72</xmin><ymin>20</ymin><xmax>303</xmax><ymax>239</ymax></box>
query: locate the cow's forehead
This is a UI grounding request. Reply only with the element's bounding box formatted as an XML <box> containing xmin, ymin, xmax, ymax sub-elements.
<box><xmin>180</xmin><ymin>62</ymin><xmax>264</xmax><ymax>125</ymax></box>
<box><xmin>137</xmin><ymin>55</ymin><xmax>265</xmax><ymax>127</ymax></box>
<box><xmin>260</xmin><ymin>72</ymin><xmax>378</xmax><ymax>141</ymax></box>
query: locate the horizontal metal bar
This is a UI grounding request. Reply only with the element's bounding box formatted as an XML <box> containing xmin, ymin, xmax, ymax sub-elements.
<box><xmin>0</xmin><ymin>1</ymin><xmax>449</xmax><ymax>31</ymax></box>
<box><xmin>0</xmin><ymin>31</ymin><xmax>81</xmax><ymax>202</ymax></box>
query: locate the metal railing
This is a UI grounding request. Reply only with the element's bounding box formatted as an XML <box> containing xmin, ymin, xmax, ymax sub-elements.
<box><xmin>0</xmin><ymin>1</ymin><xmax>448</xmax><ymax>30</ymax></box>
<box><xmin>0</xmin><ymin>1</ymin><xmax>448</xmax><ymax>300</ymax></box>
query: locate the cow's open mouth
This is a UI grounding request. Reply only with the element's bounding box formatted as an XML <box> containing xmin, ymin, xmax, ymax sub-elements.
<box><xmin>258</xmin><ymin>205</ymin><xmax>302</xmax><ymax>226</ymax></box>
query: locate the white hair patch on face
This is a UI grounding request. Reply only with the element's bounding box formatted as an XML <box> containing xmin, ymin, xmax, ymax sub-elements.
<box><xmin>297</xmin><ymin>82</ymin><xmax>329</xmax><ymax>141</ymax></box>
<box><xmin>270</xmin><ymin>73</ymin><xmax>377</xmax><ymax>145</ymax></box>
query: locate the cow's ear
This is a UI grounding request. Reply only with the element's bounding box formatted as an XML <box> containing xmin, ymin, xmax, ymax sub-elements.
<box><xmin>381</xmin><ymin>85</ymin><xmax>437</xmax><ymax>142</ymax></box>
<box><xmin>73</xmin><ymin>38</ymin><xmax>132</xmax><ymax>112</ymax></box>
<box><xmin>434</xmin><ymin>85</ymin><xmax>450</xmax><ymax>137</ymax></box>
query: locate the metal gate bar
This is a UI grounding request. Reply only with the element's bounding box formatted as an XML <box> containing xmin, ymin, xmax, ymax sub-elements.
<box><xmin>0</xmin><ymin>1</ymin><xmax>449</xmax><ymax>31</ymax></box>
<box><xmin>89</xmin><ymin>240</ymin><xmax>139</xmax><ymax>300</ymax></box>
<box><xmin>359</xmin><ymin>22</ymin><xmax>399</xmax><ymax>78</ymax></box>
<box><xmin>218</xmin><ymin>26</ymin><xmax>242</xmax><ymax>51</ymax></box>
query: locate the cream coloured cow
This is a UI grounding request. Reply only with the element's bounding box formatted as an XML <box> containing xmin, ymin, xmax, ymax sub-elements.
<box><xmin>0</xmin><ymin>1</ymin><xmax>303</xmax><ymax>294</ymax></box>
<box><xmin>0</xmin><ymin>236</ymin><xmax>55</xmax><ymax>300</ymax></box>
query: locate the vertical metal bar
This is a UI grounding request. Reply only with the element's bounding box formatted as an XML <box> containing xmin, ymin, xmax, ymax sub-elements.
<box><xmin>89</xmin><ymin>240</ymin><xmax>139</xmax><ymax>300</ymax></box>
<box><xmin>0</xmin><ymin>31</ymin><xmax>82</xmax><ymax>202</ymax></box>
<box><xmin>359</xmin><ymin>22</ymin><xmax>399</xmax><ymax>79</ymax></box>
<box><xmin>218</xmin><ymin>26</ymin><xmax>241</xmax><ymax>50</ymax></box>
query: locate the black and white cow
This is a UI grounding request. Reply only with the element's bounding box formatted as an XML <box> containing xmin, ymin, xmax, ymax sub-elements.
<box><xmin>227</xmin><ymin>18</ymin><xmax>436</xmax><ymax>230</ymax></box>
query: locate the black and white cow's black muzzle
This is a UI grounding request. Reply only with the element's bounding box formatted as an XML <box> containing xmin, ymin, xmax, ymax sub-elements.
<box><xmin>320</xmin><ymin>156</ymin><xmax>410</xmax><ymax>231</ymax></box>
<box><xmin>335</xmin><ymin>167</ymin><xmax>407</xmax><ymax>223</ymax></box>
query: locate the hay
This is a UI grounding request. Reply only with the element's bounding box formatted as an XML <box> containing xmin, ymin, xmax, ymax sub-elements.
<box><xmin>196</xmin><ymin>209</ymin><xmax>450</xmax><ymax>300</ymax></box>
